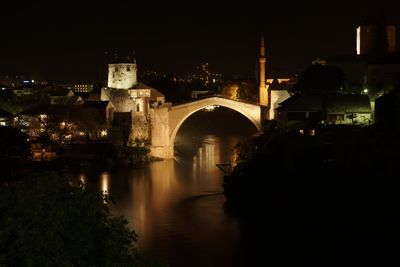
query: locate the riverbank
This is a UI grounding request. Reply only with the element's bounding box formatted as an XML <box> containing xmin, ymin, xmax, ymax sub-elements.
<box><xmin>2</xmin><ymin>141</ymin><xmax>160</xmax><ymax>183</ymax></box>
<box><xmin>222</xmin><ymin>125</ymin><xmax>400</xmax><ymax>265</ymax></box>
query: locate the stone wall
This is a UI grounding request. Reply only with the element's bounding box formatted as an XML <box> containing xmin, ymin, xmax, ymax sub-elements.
<box><xmin>107</xmin><ymin>63</ymin><xmax>137</xmax><ymax>89</ymax></box>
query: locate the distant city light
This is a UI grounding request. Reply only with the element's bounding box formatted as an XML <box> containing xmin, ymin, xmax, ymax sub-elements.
<box><xmin>31</xmin><ymin>79</ymin><xmax>35</xmax><ymax>83</ymax></box>
<box><xmin>363</xmin><ymin>89</ymin><xmax>368</xmax><ymax>94</ymax></box>
<box><xmin>23</xmin><ymin>80</ymin><xmax>30</xmax><ymax>84</ymax></box>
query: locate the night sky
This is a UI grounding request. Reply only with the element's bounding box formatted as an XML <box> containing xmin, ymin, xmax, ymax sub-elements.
<box><xmin>1</xmin><ymin>0</ymin><xmax>400</xmax><ymax>83</ymax></box>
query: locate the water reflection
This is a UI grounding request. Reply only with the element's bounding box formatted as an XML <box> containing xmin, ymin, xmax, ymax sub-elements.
<box><xmin>192</xmin><ymin>135</ymin><xmax>220</xmax><ymax>179</ymax></box>
<box><xmin>79</xmin><ymin>174</ymin><xmax>86</xmax><ymax>185</ymax></box>
<box><xmin>86</xmin><ymin>134</ymin><xmax>249</xmax><ymax>267</ymax></box>
<box><xmin>101</xmin><ymin>172</ymin><xmax>109</xmax><ymax>195</ymax></box>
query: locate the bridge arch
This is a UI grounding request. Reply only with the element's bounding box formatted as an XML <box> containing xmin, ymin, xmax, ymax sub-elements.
<box><xmin>167</xmin><ymin>97</ymin><xmax>261</xmax><ymax>158</ymax></box>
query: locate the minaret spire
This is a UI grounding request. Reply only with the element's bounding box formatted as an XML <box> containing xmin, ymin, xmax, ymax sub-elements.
<box><xmin>259</xmin><ymin>35</ymin><xmax>268</xmax><ymax>108</ymax></box>
<box><xmin>260</xmin><ymin>35</ymin><xmax>265</xmax><ymax>57</ymax></box>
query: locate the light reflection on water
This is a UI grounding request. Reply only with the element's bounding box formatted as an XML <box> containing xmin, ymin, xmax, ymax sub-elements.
<box><xmin>101</xmin><ymin>172</ymin><xmax>109</xmax><ymax>195</ymax></box>
<box><xmin>87</xmin><ymin>134</ymin><xmax>247</xmax><ymax>267</ymax></box>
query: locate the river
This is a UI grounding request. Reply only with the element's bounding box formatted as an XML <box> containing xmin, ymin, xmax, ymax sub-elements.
<box><xmin>81</xmin><ymin>133</ymin><xmax>255</xmax><ymax>267</ymax></box>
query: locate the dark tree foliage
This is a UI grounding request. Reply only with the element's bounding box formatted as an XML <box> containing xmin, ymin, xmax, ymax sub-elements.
<box><xmin>0</xmin><ymin>127</ymin><xmax>30</xmax><ymax>180</ymax></box>
<box><xmin>291</xmin><ymin>64</ymin><xmax>345</xmax><ymax>94</ymax></box>
<box><xmin>0</xmin><ymin>127</ymin><xmax>30</xmax><ymax>159</ymax></box>
<box><xmin>0</xmin><ymin>172</ymin><xmax>142</xmax><ymax>267</ymax></box>
<box><xmin>0</xmin><ymin>88</ymin><xmax>50</xmax><ymax>114</ymax></box>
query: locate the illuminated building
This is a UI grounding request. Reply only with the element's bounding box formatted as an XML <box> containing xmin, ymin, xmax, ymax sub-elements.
<box><xmin>356</xmin><ymin>23</ymin><xmax>396</xmax><ymax>56</ymax></box>
<box><xmin>101</xmin><ymin>57</ymin><xmax>166</xmax><ymax>144</ymax></box>
<box><xmin>107</xmin><ymin>57</ymin><xmax>138</xmax><ymax>89</ymax></box>
<box><xmin>62</xmin><ymin>84</ymin><xmax>94</xmax><ymax>93</ymax></box>
<box><xmin>267</xmin><ymin>78</ymin><xmax>292</xmax><ymax>120</ymax></box>
<box><xmin>276</xmin><ymin>94</ymin><xmax>372</xmax><ymax>130</ymax></box>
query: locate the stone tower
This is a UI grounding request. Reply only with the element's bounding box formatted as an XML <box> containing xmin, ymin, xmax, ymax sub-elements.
<box><xmin>259</xmin><ymin>36</ymin><xmax>269</xmax><ymax>120</ymax></box>
<box><xmin>107</xmin><ymin>59</ymin><xmax>137</xmax><ymax>89</ymax></box>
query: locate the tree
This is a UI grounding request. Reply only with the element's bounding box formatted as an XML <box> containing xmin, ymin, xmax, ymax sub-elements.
<box><xmin>0</xmin><ymin>172</ymin><xmax>145</xmax><ymax>266</ymax></box>
<box><xmin>0</xmin><ymin>127</ymin><xmax>30</xmax><ymax>180</ymax></box>
<box><xmin>290</xmin><ymin>64</ymin><xmax>345</xmax><ymax>94</ymax></box>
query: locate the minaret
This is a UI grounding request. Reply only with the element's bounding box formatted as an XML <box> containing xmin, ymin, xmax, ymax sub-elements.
<box><xmin>258</xmin><ymin>36</ymin><xmax>269</xmax><ymax>121</ymax></box>
<box><xmin>259</xmin><ymin>36</ymin><xmax>268</xmax><ymax>107</ymax></box>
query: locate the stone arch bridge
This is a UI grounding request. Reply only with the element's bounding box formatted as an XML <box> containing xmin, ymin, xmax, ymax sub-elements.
<box><xmin>150</xmin><ymin>96</ymin><xmax>261</xmax><ymax>159</ymax></box>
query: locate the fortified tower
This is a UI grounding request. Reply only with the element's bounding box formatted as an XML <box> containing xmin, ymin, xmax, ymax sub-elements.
<box><xmin>107</xmin><ymin>58</ymin><xmax>138</xmax><ymax>89</ymax></box>
<box><xmin>259</xmin><ymin>36</ymin><xmax>269</xmax><ymax>119</ymax></box>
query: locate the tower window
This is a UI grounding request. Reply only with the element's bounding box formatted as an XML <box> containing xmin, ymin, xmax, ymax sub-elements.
<box><xmin>127</xmin><ymin>65</ymin><xmax>130</xmax><ymax>71</ymax></box>
<box><xmin>115</xmin><ymin>67</ymin><xmax>118</xmax><ymax>71</ymax></box>
<box><xmin>136</xmin><ymin>103</ymin><xmax>141</xmax><ymax>112</ymax></box>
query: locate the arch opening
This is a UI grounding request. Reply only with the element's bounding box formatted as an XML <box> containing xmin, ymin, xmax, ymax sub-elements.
<box><xmin>171</xmin><ymin>106</ymin><xmax>259</xmax><ymax>157</ymax></box>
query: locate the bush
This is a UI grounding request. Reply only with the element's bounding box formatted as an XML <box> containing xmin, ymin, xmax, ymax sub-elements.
<box><xmin>0</xmin><ymin>172</ymin><xmax>140</xmax><ymax>266</ymax></box>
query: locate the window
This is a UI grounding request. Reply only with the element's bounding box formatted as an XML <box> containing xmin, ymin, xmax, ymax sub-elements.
<box><xmin>136</xmin><ymin>103</ymin><xmax>141</xmax><ymax>112</ymax></box>
<box><xmin>115</xmin><ymin>67</ymin><xmax>118</xmax><ymax>71</ymax></box>
<box><xmin>327</xmin><ymin>114</ymin><xmax>344</xmax><ymax>123</ymax></box>
<box><xmin>127</xmin><ymin>65</ymin><xmax>130</xmax><ymax>71</ymax></box>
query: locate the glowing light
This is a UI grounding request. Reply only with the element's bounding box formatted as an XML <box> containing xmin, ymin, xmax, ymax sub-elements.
<box><xmin>299</xmin><ymin>129</ymin><xmax>304</xmax><ymax>134</ymax></box>
<box><xmin>101</xmin><ymin>130</ymin><xmax>107</xmax><ymax>137</ymax></box>
<box><xmin>363</xmin><ymin>89</ymin><xmax>368</xmax><ymax>94</ymax></box>
<box><xmin>130</xmin><ymin>91</ymin><xmax>137</xmax><ymax>98</ymax></box>
<box><xmin>356</xmin><ymin>26</ymin><xmax>361</xmax><ymax>55</ymax></box>
<box><xmin>60</xmin><ymin>122</ymin><xmax>66</xmax><ymax>128</ymax></box>
<box><xmin>101</xmin><ymin>172</ymin><xmax>109</xmax><ymax>195</ymax></box>
<box><xmin>31</xmin><ymin>79</ymin><xmax>35</xmax><ymax>83</ymax></box>
<box><xmin>309</xmin><ymin>129</ymin><xmax>315</xmax><ymax>136</ymax></box>
<box><xmin>204</xmin><ymin>105</ymin><xmax>218</xmax><ymax>111</ymax></box>
<box><xmin>79</xmin><ymin>174</ymin><xmax>86</xmax><ymax>185</ymax></box>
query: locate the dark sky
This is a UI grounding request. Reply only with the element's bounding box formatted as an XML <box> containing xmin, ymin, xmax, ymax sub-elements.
<box><xmin>1</xmin><ymin>0</ymin><xmax>400</xmax><ymax>83</ymax></box>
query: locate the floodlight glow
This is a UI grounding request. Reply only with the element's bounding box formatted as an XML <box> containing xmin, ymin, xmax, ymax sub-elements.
<box><xmin>356</xmin><ymin>27</ymin><xmax>361</xmax><ymax>55</ymax></box>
